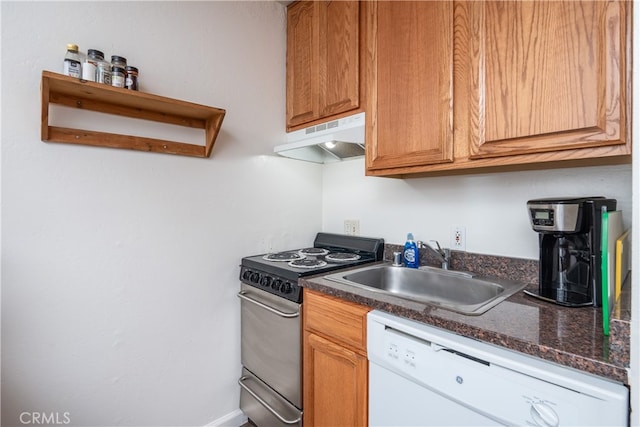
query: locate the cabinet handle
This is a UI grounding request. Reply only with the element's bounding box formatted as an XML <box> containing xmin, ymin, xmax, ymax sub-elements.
<box><xmin>238</xmin><ymin>376</ymin><xmax>302</xmax><ymax>425</ymax></box>
<box><xmin>237</xmin><ymin>291</ymin><xmax>300</xmax><ymax>318</ymax></box>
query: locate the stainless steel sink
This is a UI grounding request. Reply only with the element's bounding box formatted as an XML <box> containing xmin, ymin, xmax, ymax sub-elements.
<box><xmin>325</xmin><ymin>264</ymin><xmax>527</xmax><ymax>315</ymax></box>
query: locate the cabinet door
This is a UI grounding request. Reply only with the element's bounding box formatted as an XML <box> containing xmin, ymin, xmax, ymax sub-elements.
<box><xmin>303</xmin><ymin>331</ymin><xmax>368</xmax><ymax>427</ymax></box>
<box><xmin>318</xmin><ymin>0</ymin><xmax>360</xmax><ymax>118</ymax></box>
<box><xmin>467</xmin><ymin>1</ymin><xmax>629</xmax><ymax>159</ymax></box>
<box><xmin>287</xmin><ymin>1</ymin><xmax>317</xmax><ymax>127</ymax></box>
<box><xmin>365</xmin><ymin>1</ymin><xmax>454</xmax><ymax>171</ymax></box>
<box><xmin>286</xmin><ymin>1</ymin><xmax>360</xmax><ymax>130</ymax></box>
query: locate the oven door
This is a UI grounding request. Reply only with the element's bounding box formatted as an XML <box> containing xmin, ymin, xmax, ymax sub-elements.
<box><xmin>239</xmin><ymin>368</ymin><xmax>302</xmax><ymax>426</ymax></box>
<box><xmin>238</xmin><ymin>283</ymin><xmax>301</xmax><ymax>408</ymax></box>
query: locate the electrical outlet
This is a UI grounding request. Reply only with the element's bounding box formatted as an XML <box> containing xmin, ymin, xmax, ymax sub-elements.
<box><xmin>450</xmin><ymin>226</ymin><xmax>466</xmax><ymax>251</ymax></box>
<box><xmin>344</xmin><ymin>220</ymin><xmax>360</xmax><ymax>236</ymax></box>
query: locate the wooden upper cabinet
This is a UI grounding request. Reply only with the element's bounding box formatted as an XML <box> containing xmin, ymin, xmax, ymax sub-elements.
<box><xmin>287</xmin><ymin>1</ymin><xmax>316</xmax><ymax>127</ymax></box>
<box><xmin>364</xmin><ymin>0</ymin><xmax>630</xmax><ymax>177</ymax></box>
<box><xmin>365</xmin><ymin>1</ymin><xmax>455</xmax><ymax>171</ymax></box>
<box><xmin>467</xmin><ymin>1</ymin><xmax>629</xmax><ymax>159</ymax></box>
<box><xmin>286</xmin><ymin>1</ymin><xmax>360</xmax><ymax>130</ymax></box>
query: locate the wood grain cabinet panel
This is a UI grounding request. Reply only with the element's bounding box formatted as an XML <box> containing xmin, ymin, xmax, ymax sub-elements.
<box><xmin>364</xmin><ymin>0</ymin><xmax>631</xmax><ymax>177</ymax></box>
<box><xmin>304</xmin><ymin>288</ymin><xmax>369</xmax><ymax>351</ymax></box>
<box><xmin>365</xmin><ymin>1</ymin><xmax>454</xmax><ymax>171</ymax></box>
<box><xmin>467</xmin><ymin>0</ymin><xmax>629</xmax><ymax>159</ymax></box>
<box><xmin>287</xmin><ymin>1</ymin><xmax>316</xmax><ymax>127</ymax></box>
<box><xmin>303</xmin><ymin>289</ymin><xmax>370</xmax><ymax>427</ymax></box>
<box><xmin>303</xmin><ymin>331</ymin><xmax>368</xmax><ymax>427</ymax></box>
<box><xmin>286</xmin><ymin>0</ymin><xmax>360</xmax><ymax>130</ymax></box>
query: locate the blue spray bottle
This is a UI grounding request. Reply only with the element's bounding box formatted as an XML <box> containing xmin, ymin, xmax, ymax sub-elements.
<box><xmin>403</xmin><ymin>233</ymin><xmax>419</xmax><ymax>268</ymax></box>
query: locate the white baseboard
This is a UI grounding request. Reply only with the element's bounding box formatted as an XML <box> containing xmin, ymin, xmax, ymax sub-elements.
<box><xmin>205</xmin><ymin>409</ymin><xmax>248</xmax><ymax>427</ymax></box>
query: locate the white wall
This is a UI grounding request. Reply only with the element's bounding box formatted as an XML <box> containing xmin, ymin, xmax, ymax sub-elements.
<box><xmin>322</xmin><ymin>161</ymin><xmax>632</xmax><ymax>259</ymax></box>
<box><xmin>1</xmin><ymin>2</ymin><xmax>322</xmax><ymax>426</ymax></box>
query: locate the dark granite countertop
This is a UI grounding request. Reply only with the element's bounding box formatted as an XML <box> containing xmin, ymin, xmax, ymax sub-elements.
<box><xmin>300</xmin><ymin>250</ymin><xmax>631</xmax><ymax>385</ymax></box>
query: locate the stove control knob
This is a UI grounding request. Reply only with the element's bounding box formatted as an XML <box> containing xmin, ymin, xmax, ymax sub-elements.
<box><xmin>272</xmin><ymin>279</ymin><xmax>283</xmax><ymax>291</ymax></box>
<box><xmin>250</xmin><ymin>272</ymin><xmax>260</xmax><ymax>283</ymax></box>
<box><xmin>281</xmin><ymin>282</ymin><xmax>293</xmax><ymax>294</ymax></box>
<box><xmin>260</xmin><ymin>276</ymin><xmax>272</xmax><ymax>287</ymax></box>
<box><xmin>242</xmin><ymin>270</ymin><xmax>252</xmax><ymax>281</ymax></box>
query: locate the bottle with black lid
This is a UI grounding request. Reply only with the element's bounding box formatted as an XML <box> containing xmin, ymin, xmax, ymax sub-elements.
<box><xmin>111</xmin><ymin>67</ymin><xmax>126</xmax><ymax>88</ymax></box>
<box><xmin>111</xmin><ymin>55</ymin><xmax>127</xmax><ymax>88</ymax></box>
<box><xmin>82</xmin><ymin>49</ymin><xmax>104</xmax><ymax>81</ymax></box>
<box><xmin>111</xmin><ymin>55</ymin><xmax>127</xmax><ymax>67</ymax></box>
<box><xmin>125</xmin><ymin>66</ymin><xmax>139</xmax><ymax>90</ymax></box>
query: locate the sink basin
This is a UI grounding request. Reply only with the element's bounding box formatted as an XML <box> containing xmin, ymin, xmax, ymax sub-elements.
<box><xmin>325</xmin><ymin>264</ymin><xmax>527</xmax><ymax>315</ymax></box>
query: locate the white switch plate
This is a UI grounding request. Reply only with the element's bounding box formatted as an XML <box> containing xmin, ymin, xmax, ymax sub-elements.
<box><xmin>344</xmin><ymin>220</ymin><xmax>360</xmax><ymax>236</ymax></box>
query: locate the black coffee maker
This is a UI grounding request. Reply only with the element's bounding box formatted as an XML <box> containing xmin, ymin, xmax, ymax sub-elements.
<box><xmin>525</xmin><ymin>197</ymin><xmax>616</xmax><ymax>307</ymax></box>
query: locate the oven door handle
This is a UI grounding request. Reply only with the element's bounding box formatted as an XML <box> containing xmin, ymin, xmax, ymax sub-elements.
<box><xmin>237</xmin><ymin>291</ymin><xmax>300</xmax><ymax>318</ymax></box>
<box><xmin>238</xmin><ymin>376</ymin><xmax>302</xmax><ymax>424</ymax></box>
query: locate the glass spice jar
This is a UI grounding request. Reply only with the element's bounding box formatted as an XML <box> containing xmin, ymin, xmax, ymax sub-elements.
<box><xmin>125</xmin><ymin>66</ymin><xmax>139</xmax><ymax>90</ymax></box>
<box><xmin>110</xmin><ymin>56</ymin><xmax>128</xmax><ymax>89</ymax></box>
<box><xmin>96</xmin><ymin>56</ymin><xmax>112</xmax><ymax>85</ymax></box>
<box><xmin>111</xmin><ymin>66</ymin><xmax>126</xmax><ymax>88</ymax></box>
<box><xmin>82</xmin><ymin>49</ymin><xmax>105</xmax><ymax>82</ymax></box>
<box><xmin>111</xmin><ymin>55</ymin><xmax>127</xmax><ymax>69</ymax></box>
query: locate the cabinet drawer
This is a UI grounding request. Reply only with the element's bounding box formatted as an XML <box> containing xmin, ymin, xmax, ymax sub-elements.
<box><xmin>304</xmin><ymin>289</ymin><xmax>370</xmax><ymax>353</ymax></box>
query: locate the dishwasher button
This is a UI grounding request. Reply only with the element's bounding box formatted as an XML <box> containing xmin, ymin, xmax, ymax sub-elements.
<box><xmin>387</xmin><ymin>343</ymin><xmax>399</xmax><ymax>359</ymax></box>
<box><xmin>404</xmin><ymin>350</ymin><xmax>416</xmax><ymax>367</ymax></box>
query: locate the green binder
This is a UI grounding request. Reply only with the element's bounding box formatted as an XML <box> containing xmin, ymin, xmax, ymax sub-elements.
<box><xmin>601</xmin><ymin>209</ymin><xmax>610</xmax><ymax>336</ymax></box>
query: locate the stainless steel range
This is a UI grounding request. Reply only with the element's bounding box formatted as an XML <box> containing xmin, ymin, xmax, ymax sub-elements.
<box><xmin>237</xmin><ymin>233</ymin><xmax>384</xmax><ymax>426</ymax></box>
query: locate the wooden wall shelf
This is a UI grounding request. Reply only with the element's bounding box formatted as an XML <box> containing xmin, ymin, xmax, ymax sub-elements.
<box><xmin>40</xmin><ymin>71</ymin><xmax>226</xmax><ymax>158</ymax></box>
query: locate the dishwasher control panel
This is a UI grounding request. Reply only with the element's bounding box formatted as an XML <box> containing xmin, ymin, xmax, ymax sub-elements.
<box><xmin>386</xmin><ymin>341</ymin><xmax>416</xmax><ymax>367</ymax></box>
<box><xmin>368</xmin><ymin>310</ymin><xmax>629</xmax><ymax>427</ymax></box>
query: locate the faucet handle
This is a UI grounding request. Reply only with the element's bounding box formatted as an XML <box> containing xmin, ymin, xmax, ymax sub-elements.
<box><xmin>429</xmin><ymin>240</ymin><xmax>443</xmax><ymax>252</ymax></box>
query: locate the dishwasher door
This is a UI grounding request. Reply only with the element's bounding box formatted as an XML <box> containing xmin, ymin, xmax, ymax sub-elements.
<box><xmin>370</xmin><ymin>362</ymin><xmax>497</xmax><ymax>426</ymax></box>
<box><xmin>367</xmin><ymin>310</ymin><xmax>629</xmax><ymax>427</ymax></box>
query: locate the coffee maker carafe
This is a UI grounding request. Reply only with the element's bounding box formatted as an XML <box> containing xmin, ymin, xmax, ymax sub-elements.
<box><xmin>525</xmin><ymin>197</ymin><xmax>616</xmax><ymax>307</ymax></box>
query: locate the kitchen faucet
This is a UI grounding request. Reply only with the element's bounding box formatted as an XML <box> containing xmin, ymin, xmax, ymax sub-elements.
<box><xmin>417</xmin><ymin>240</ymin><xmax>450</xmax><ymax>270</ymax></box>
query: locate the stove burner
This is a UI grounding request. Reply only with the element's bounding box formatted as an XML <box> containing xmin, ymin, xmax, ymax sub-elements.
<box><xmin>325</xmin><ymin>252</ymin><xmax>361</xmax><ymax>262</ymax></box>
<box><xmin>288</xmin><ymin>259</ymin><xmax>328</xmax><ymax>269</ymax></box>
<box><xmin>263</xmin><ymin>252</ymin><xmax>306</xmax><ymax>262</ymax></box>
<box><xmin>299</xmin><ymin>248</ymin><xmax>330</xmax><ymax>256</ymax></box>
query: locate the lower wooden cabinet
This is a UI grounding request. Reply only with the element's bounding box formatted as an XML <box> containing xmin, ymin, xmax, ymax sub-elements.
<box><xmin>303</xmin><ymin>289</ymin><xmax>370</xmax><ymax>426</ymax></box>
<box><xmin>303</xmin><ymin>331</ymin><xmax>368</xmax><ymax>426</ymax></box>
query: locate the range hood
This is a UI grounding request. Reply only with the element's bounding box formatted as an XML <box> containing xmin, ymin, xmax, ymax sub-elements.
<box><xmin>274</xmin><ymin>112</ymin><xmax>365</xmax><ymax>163</ymax></box>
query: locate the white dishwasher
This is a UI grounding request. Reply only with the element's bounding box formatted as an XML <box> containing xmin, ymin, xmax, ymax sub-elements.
<box><xmin>367</xmin><ymin>310</ymin><xmax>629</xmax><ymax>426</ymax></box>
